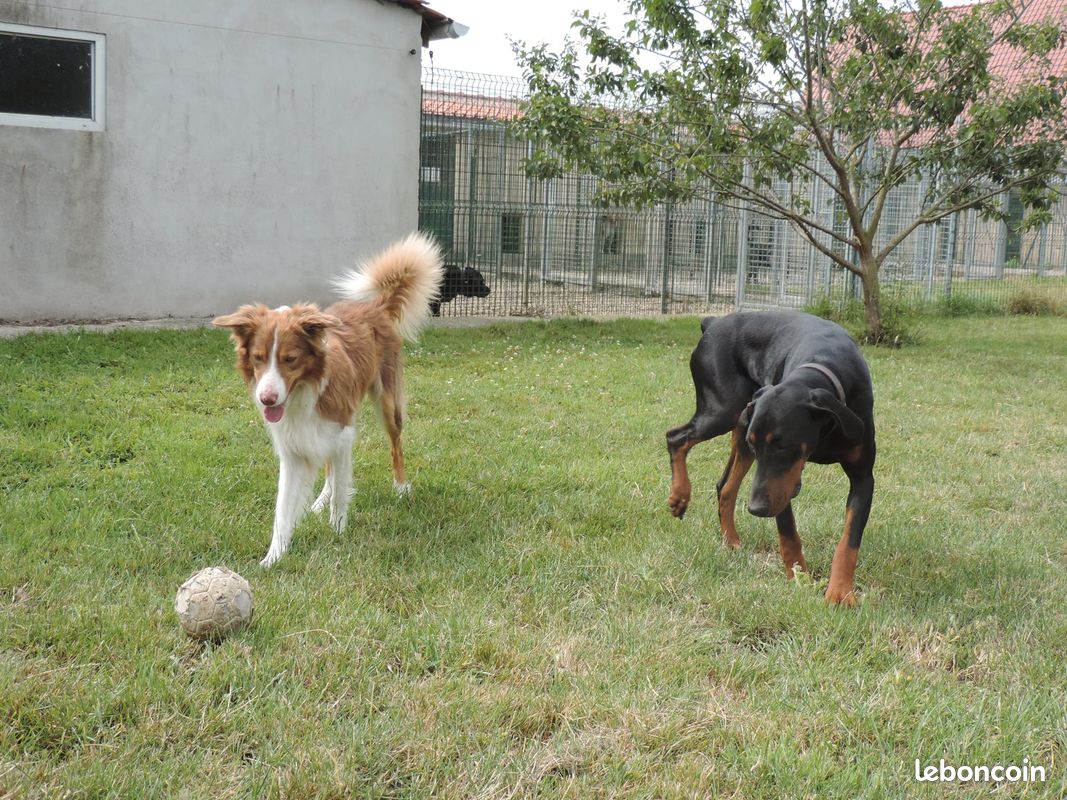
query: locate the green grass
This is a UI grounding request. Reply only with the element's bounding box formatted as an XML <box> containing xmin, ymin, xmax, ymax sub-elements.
<box><xmin>2</xmin><ymin>316</ymin><xmax>1066</xmax><ymax>798</ymax></box>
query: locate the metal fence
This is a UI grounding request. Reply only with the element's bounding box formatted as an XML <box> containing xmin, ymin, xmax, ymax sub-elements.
<box><xmin>419</xmin><ymin>67</ymin><xmax>1067</xmax><ymax>319</ymax></box>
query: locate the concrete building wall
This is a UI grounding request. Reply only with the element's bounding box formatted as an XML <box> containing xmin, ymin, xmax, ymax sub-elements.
<box><xmin>0</xmin><ymin>0</ymin><xmax>425</xmax><ymax>321</ymax></box>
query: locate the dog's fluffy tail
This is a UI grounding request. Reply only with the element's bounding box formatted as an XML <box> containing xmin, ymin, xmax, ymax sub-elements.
<box><xmin>332</xmin><ymin>233</ymin><xmax>444</xmax><ymax>341</ymax></box>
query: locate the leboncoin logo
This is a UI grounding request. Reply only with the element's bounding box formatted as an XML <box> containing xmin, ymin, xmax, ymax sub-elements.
<box><xmin>913</xmin><ymin>759</ymin><xmax>1046</xmax><ymax>784</ymax></box>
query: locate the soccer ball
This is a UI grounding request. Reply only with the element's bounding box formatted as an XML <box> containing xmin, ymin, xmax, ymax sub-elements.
<box><xmin>174</xmin><ymin>566</ymin><xmax>254</xmax><ymax>640</ymax></box>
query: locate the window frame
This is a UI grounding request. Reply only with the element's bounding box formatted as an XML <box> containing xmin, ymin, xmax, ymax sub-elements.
<box><xmin>693</xmin><ymin>219</ymin><xmax>708</xmax><ymax>261</ymax></box>
<box><xmin>0</xmin><ymin>22</ymin><xmax>106</xmax><ymax>132</ymax></box>
<box><xmin>500</xmin><ymin>212</ymin><xmax>523</xmax><ymax>255</ymax></box>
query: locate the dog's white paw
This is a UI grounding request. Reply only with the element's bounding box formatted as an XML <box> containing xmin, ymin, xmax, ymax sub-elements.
<box><xmin>330</xmin><ymin>511</ymin><xmax>348</xmax><ymax>534</ymax></box>
<box><xmin>260</xmin><ymin>549</ymin><xmax>283</xmax><ymax>569</ymax></box>
<box><xmin>394</xmin><ymin>481</ymin><xmax>412</xmax><ymax>497</ymax></box>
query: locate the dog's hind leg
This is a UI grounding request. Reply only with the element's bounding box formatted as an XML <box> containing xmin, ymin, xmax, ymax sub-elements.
<box><xmin>666</xmin><ymin>411</ymin><xmax>734</xmax><ymax>520</ymax></box>
<box><xmin>376</xmin><ymin>359</ymin><xmax>410</xmax><ymax>496</ymax></box>
<box><xmin>715</xmin><ymin>426</ymin><xmax>753</xmax><ymax>548</ymax></box>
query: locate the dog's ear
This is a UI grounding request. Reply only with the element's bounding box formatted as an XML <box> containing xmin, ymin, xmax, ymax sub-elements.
<box><xmin>806</xmin><ymin>388</ymin><xmax>864</xmax><ymax>443</ymax></box>
<box><xmin>213</xmin><ymin>304</ymin><xmax>267</xmax><ymax>341</ymax></box>
<box><xmin>738</xmin><ymin>385</ymin><xmax>771</xmax><ymax>428</ymax></box>
<box><xmin>293</xmin><ymin>306</ymin><xmax>341</xmax><ymax>339</ymax></box>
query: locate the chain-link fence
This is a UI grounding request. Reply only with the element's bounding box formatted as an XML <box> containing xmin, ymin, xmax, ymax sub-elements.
<box><xmin>420</xmin><ymin>67</ymin><xmax>1067</xmax><ymax>319</ymax></box>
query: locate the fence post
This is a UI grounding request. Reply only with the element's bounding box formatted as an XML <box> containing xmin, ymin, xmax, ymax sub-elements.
<box><xmin>994</xmin><ymin>193</ymin><xmax>1008</xmax><ymax>279</ymax></box>
<box><xmin>943</xmin><ymin>211</ymin><xmax>957</xmax><ymax>297</ymax></box>
<box><xmin>704</xmin><ymin>196</ymin><xmax>716</xmax><ymax>305</ymax></box>
<box><xmin>1038</xmin><ymin>223</ymin><xmax>1048</xmax><ymax>277</ymax></box>
<box><xmin>495</xmin><ymin>124</ymin><xmax>506</xmax><ymax>282</ymax></box>
<box><xmin>775</xmin><ymin>216</ymin><xmax>787</xmax><ymax>306</ymax></box>
<box><xmin>522</xmin><ymin>139</ymin><xmax>534</xmax><ymax>309</ymax></box>
<box><xmin>661</xmin><ymin>201</ymin><xmax>674</xmax><ymax>314</ymax></box>
<box><xmin>806</xmin><ymin>179</ymin><xmax>820</xmax><ymax>304</ymax></box>
<box><xmin>590</xmin><ymin>208</ymin><xmax>600</xmax><ymax>291</ymax></box>
<box><xmin>925</xmin><ymin>223</ymin><xmax>937</xmax><ymax>300</ymax></box>
<box><xmin>715</xmin><ymin>202</ymin><xmax>726</xmax><ymax>304</ymax></box>
<box><xmin>541</xmin><ymin>178</ymin><xmax>553</xmax><ymax>281</ymax></box>
<box><xmin>824</xmin><ymin>183</ymin><xmax>834</xmax><ymax>296</ymax></box>
<box><xmin>964</xmin><ymin>208</ymin><xmax>976</xmax><ymax>280</ymax></box>
<box><xmin>818</xmin><ymin>154</ymin><xmax>835</xmax><ymax>298</ymax></box>
<box><xmin>465</xmin><ymin>132</ymin><xmax>477</xmax><ymax>268</ymax></box>
<box><xmin>736</xmin><ymin>163</ymin><xmax>752</xmax><ymax>310</ymax></box>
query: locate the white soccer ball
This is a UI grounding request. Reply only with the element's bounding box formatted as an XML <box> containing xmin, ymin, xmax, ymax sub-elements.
<box><xmin>174</xmin><ymin>566</ymin><xmax>254</xmax><ymax>640</ymax></box>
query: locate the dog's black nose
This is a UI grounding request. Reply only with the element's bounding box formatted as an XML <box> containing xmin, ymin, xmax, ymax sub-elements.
<box><xmin>747</xmin><ymin>496</ymin><xmax>773</xmax><ymax>517</ymax></box>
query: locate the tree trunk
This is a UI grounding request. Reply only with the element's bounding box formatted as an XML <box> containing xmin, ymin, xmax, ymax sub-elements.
<box><xmin>859</xmin><ymin>252</ymin><xmax>883</xmax><ymax>343</ymax></box>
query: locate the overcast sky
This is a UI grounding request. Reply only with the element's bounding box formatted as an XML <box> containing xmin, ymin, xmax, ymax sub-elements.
<box><xmin>425</xmin><ymin>0</ymin><xmax>629</xmax><ymax>78</ymax></box>
<box><xmin>425</xmin><ymin>0</ymin><xmax>980</xmax><ymax>78</ymax></box>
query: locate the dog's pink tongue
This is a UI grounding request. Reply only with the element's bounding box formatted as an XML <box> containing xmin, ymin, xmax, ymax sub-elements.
<box><xmin>263</xmin><ymin>405</ymin><xmax>285</xmax><ymax>423</ymax></box>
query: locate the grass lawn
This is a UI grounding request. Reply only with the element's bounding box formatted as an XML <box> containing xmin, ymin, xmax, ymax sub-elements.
<box><xmin>2</xmin><ymin>315</ymin><xmax>1066</xmax><ymax>798</ymax></box>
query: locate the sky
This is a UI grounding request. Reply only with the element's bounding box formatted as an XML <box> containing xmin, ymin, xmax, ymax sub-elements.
<box><xmin>423</xmin><ymin>0</ymin><xmax>983</xmax><ymax>78</ymax></box>
<box><xmin>423</xmin><ymin>0</ymin><xmax>629</xmax><ymax>78</ymax></box>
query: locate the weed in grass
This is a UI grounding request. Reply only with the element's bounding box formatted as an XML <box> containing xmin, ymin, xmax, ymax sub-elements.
<box><xmin>1005</xmin><ymin>289</ymin><xmax>1063</xmax><ymax>316</ymax></box>
<box><xmin>932</xmin><ymin>292</ymin><xmax>1003</xmax><ymax>318</ymax></box>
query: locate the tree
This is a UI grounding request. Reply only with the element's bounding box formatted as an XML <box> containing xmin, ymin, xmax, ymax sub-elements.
<box><xmin>515</xmin><ymin>0</ymin><xmax>1067</xmax><ymax>341</ymax></box>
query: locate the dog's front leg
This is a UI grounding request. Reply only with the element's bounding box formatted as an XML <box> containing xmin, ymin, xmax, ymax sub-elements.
<box><xmin>327</xmin><ymin>426</ymin><xmax>356</xmax><ymax>534</ymax></box>
<box><xmin>262</xmin><ymin>457</ymin><xmax>316</xmax><ymax>568</ymax></box>
<box><xmin>825</xmin><ymin>470</ymin><xmax>874</xmax><ymax>606</ymax></box>
<box><xmin>775</xmin><ymin>503</ymin><xmax>807</xmax><ymax>579</ymax></box>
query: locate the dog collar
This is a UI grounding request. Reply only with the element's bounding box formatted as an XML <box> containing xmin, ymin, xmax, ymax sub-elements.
<box><xmin>796</xmin><ymin>362</ymin><xmax>846</xmax><ymax>403</ymax></box>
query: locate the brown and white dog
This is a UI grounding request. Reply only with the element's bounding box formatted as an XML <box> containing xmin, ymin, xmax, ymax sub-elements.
<box><xmin>213</xmin><ymin>233</ymin><xmax>443</xmax><ymax>567</ymax></box>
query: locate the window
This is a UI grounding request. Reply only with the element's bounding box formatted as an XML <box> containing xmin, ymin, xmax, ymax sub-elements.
<box><xmin>936</xmin><ymin>217</ymin><xmax>957</xmax><ymax>263</ymax></box>
<box><xmin>1004</xmin><ymin>190</ymin><xmax>1025</xmax><ymax>264</ymax></box>
<box><xmin>881</xmin><ymin>189</ymin><xmax>904</xmax><ymax>239</ymax></box>
<box><xmin>500</xmin><ymin>212</ymin><xmax>522</xmax><ymax>254</ymax></box>
<box><xmin>0</xmin><ymin>23</ymin><xmax>105</xmax><ymax>131</ymax></box>
<box><xmin>831</xmin><ymin>196</ymin><xmax>850</xmax><ymax>259</ymax></box>
<box><xmin>693</xmin><ymin>220</ymin><xmax>708</xmax><ymax>261</ymax></box>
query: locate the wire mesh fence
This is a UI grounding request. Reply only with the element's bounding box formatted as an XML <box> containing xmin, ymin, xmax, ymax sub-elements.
<box><xmin>420</xmin><ymin>67</ymin><xmax>1067</xmax><ymax>319</ymax></box>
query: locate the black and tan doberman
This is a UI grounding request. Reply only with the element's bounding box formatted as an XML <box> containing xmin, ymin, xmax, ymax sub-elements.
<box><xmin>666</xmin><ymin>310</ymin><xmax>876</xmax><ymax>606</ymax></box>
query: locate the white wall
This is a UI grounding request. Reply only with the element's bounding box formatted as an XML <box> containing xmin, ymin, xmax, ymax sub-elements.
<box><xmin>0</xmin><ymin>0</ymin><xmax>424</xmax><ymax>321</ymax></box>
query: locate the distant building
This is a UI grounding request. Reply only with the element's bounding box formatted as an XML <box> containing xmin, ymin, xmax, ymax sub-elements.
<box><xmin>1</xmin><ymin>0</ymin><xmax>463</xmax><ymax>322</ymax></box>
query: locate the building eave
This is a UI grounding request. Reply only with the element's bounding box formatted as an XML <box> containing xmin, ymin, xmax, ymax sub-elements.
<box><xmin>384</xmin><ymin>0</ymin><xmax>468</xmax><ymax>46</ymax></box>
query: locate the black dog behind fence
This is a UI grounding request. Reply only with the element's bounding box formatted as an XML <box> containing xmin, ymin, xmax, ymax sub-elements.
<box><xmin>431</xmin><ymin>265</ymin><xmax>491</xmax><ymax>316</ymax></box>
